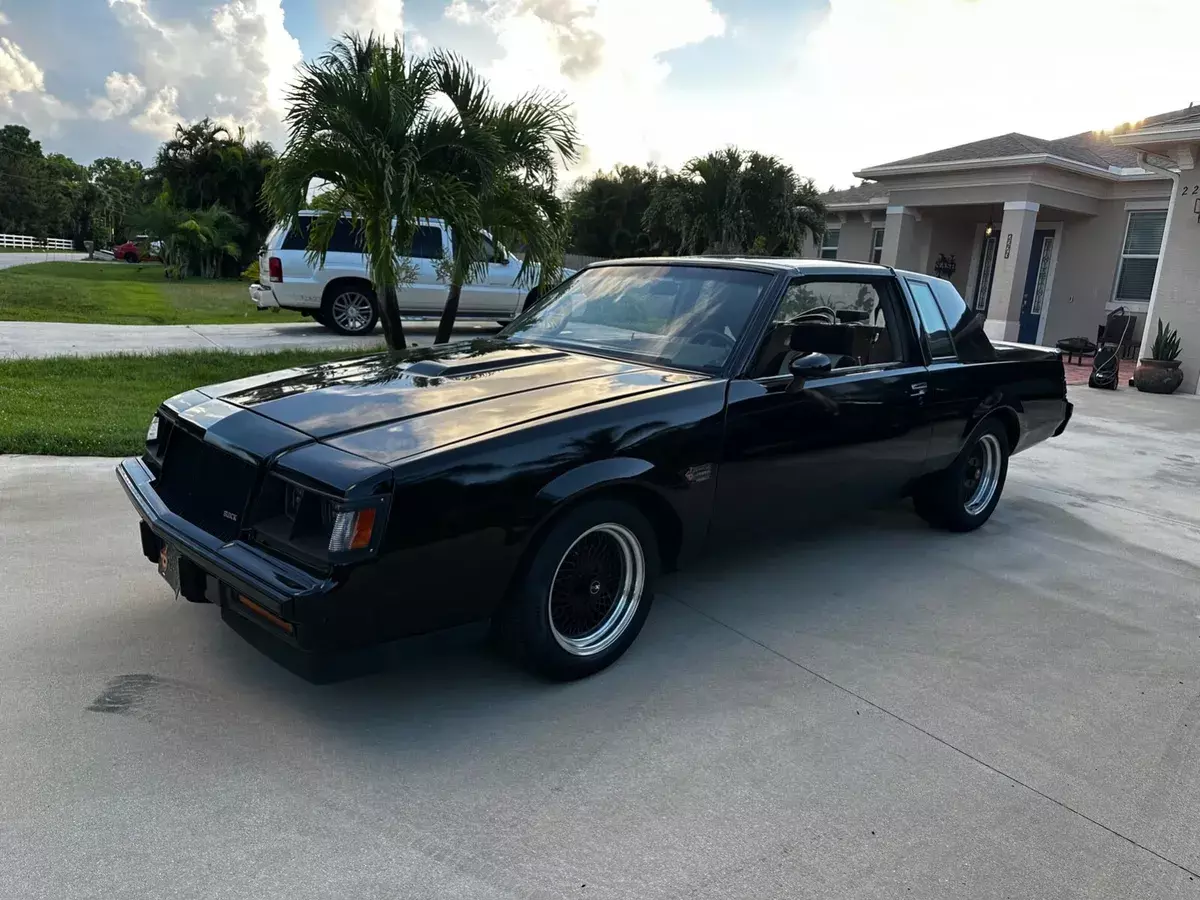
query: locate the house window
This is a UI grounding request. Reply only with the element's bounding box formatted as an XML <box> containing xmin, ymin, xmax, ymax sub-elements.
<box><xmin>1114</xmin><ymin>210</ymin><xmax>1167</xmax><ymax>303</ymax></box>
<box><xmin>871</xmin><ymin>228</ymin><xmax>885</xmax><ymax>264</ymax></box>
<box><xmin>820</xmin><ymin>229</ymin><xmax>840</xmax><ymax>260</ymax></box>
<box><xmin>973</xmin><ymin>233</ymin><xmax>999</xmax><ymax>312</ymax></box>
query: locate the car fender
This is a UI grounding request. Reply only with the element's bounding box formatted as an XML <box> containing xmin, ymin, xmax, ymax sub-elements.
<box><xmin>535</xmin><ymin>457</ymin><xmax>657</xmax><ymax>506</ymax></box>
<box><xmin>963</xmin><ymin>395</ymin><xmax>1023</xmax><ymax>453</ymax></box>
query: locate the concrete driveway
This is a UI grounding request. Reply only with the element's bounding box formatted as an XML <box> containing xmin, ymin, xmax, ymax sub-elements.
<box><xmin>0</xmin><ymin>319</ymin><xmax>502</xmax><ymax>359</ymax></box>
<box><xmin>2</xmin><ymin>387</ymin><xmax>1199</xmax><ymax>899</ymax></box>
<box><xmin>0</xmin><ymin>250</ymin><xmax>85</xmax><ymax>270</ymax></box>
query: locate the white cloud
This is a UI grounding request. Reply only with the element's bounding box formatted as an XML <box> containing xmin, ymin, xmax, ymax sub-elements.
<box><xmin>130</xmin><ymin>84</ymin><xmax>179</xmax><ymax>137</ymax></box>
<box><xmin>444</xmin><ymin>0</ymin><xmax>476</xmax><ymax>25</ymax></box>
<box><xmin>0</xmin><ymin>34</ymin><xmax>77</xmax><ymax>130</ymax></box>
<box><xmin>105</xmin><ymin>0</ymin><xmax>302</xmax><ymax>144</ymax></box>
<box><xmin>0</xmin><ymin>12</ymin><xmax>9</xmax><ymax>26</ymax></box>
<box><xmin>0</xmin><ymin>35</ymin><xmax>43</xmax><ymax>94</ymax></box>
<box><xmin>89</xmin><ymin>71</ymin><xmax>146</xmax><ymax>120</ymax></box>
<box><xmin>456</xmin><ymin>0</ymin><xmax>725</xmax><ymax>172</ymax></box>
<box><xmin>331</xmin><ymin>0</ymin><xmax>405</xmax><ymax>37</ymax></box>
<box><xmin>762</xmin><ymin>0</ymin><xmax>1200</xmax><ymax>186</ymax></box>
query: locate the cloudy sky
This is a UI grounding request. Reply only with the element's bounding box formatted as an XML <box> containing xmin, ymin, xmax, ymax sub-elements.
<box><xmin>0</xmin><ymin>0</ymin><xmax>1194</xmax><ymax>188</ymax></box>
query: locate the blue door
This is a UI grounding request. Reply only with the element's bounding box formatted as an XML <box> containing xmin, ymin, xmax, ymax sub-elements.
<box><xmin>1018</xmin><ymin>230</ymin><xmax>1055</xmax><ymax>344</ymax></box>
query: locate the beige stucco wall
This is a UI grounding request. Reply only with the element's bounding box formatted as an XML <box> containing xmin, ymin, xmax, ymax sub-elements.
<box><xmin>1142</xmin><ymin>163</ymin><xmax>1200</xmax><ymax>392</ymax></box>
<box><xmin>924</xmin><ymin>218</ymin><xmax>976</xmax><ymax>297</ymax></box>
<box><xmin>833</xmin><ymin>219</ymin><xmax>875</xmax><ymax>263</ymax></box>
<box><xmin>1038</xmin><ymin>201</ymin><xmax>1141</xmax><ymax>346</ymax></box>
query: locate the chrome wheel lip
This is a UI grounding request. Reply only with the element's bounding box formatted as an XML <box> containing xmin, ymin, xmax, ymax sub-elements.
<box><xmin>331</xmin><ymin>291</ymin><xmax>373</xmax><ymax>332</ymax></box>
<box><xmin>548</xmin><ymin>523</ymin><xmax>645</xmax><ymax>658</ymax></box>
<box><xmin>964</xmin><ymin>433</ymin><xmax>1002</xmax><ymax>515</ymax></box>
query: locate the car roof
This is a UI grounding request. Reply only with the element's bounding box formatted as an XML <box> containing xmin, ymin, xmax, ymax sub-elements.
<box><xmin>586</xmin><ymin>256</ymin><xmax>894</xmax><ymax>277</ymax></box>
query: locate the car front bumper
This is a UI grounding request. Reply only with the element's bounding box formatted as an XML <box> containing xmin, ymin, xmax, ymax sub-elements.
<box><xmin>116</xmin><ymin>456</ymin><xmax>339</xmax><ymax>649</ymax></box>
<box><xmin>1053</xmin><ymin>399</ymin><xmax>1073</xmax><ymax>437</ymax></box>
<box><xmin>249</xmin><ymin>282</ymin><xmax>280</xmax><ymax>310</ymax></box>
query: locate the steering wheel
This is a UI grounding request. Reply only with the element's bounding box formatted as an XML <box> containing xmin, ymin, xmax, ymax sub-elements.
<box><xmin>687</xmin><ymin>329</ymin><xmax>737</xmax><ymax>349</ymax></box>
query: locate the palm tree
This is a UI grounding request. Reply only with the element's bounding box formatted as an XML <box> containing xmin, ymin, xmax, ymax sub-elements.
<box><xmin>427</xmin><ymin>52</ymin><xmax>579</xmax><ymax>344</ymax></box>
<box><xmin>265</xmin><ymin>34</ymin><xmax>494</xmax><ymax>350</ymax></box>
<box><xmin>644</xmin><ymin>147</ymin><xmax>825</xmax><ymax>257</ymax></box>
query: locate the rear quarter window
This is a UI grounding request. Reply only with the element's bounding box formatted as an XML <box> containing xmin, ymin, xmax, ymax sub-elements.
<box><xmin>930</xmin><ymin>279</ymin><xmax>996</xmax><ymax>362</ymax></box>
<box><xmin>906</xmin><ymin>279</ymin><xmax>955</xmax><ymax>359</ymax></box>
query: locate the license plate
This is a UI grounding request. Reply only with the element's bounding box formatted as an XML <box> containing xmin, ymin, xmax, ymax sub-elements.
<box><xmin>158</xmin><ymin>543</ymin><xmax>182</xmax><ymax>600</ymax></box>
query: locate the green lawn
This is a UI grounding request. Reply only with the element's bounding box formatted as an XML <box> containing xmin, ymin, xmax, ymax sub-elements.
<box><xmin>0</xmin><ymin>349</ymin><xmax>363</xmax><ymax>456</ymax></box>
<box><xmin>0</xmin><ymin>261</ymin><xmax>304</xmax><ymax>325</ymax></box>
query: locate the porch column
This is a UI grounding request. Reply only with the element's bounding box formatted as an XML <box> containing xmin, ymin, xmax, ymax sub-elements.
<box><xmin>880</xmin><ymin>206</ymin><xmax>920</xmax><ymax>269</ymax></box>
<box><xmin>983</xmin><ymin>201</ymin><xmax>1040</xmax><ymax>342</ymax></box>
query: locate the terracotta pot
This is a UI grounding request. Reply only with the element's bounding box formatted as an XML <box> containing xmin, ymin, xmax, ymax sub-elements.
<box><xmin>1133</xmin><ymin>358</ymin><xmax>1184</xmax><ymax>394</ymax></box>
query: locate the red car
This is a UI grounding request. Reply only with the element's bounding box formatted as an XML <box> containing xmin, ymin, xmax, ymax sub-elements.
<box><xmin>113</xmin><ymin>237</ymin><xmax>161</xmax><ymax>263</ymax></box>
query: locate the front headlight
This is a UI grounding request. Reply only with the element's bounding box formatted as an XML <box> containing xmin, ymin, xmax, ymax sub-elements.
<box><xmin>249</xmin><ymin>474</ymin><xmax>388</xmax><ymax>564</ymax></box>
<box><xmin>146</xmin><ymin>415</ymin><xmax>160</xmax><ymax>442</ymax></box>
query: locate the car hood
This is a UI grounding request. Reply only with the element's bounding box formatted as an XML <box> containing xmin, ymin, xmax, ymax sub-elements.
<box><xmin>197</xmin><ymin>340</ymin><xmax>704</xmax><ymax>465</ymax></box>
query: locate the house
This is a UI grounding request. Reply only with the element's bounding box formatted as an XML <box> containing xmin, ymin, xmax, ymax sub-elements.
<box><xmin>810</xmin><ymin>105</ymin><xmax>1200</xmax><ymax>392</ymax></box>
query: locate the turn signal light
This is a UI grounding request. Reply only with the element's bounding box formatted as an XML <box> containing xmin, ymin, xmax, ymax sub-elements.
<box><xmin>328</xmin><ymin>507</ymin><xmax>377</xmax><ymax>553</ymax></box>
<box><xmin>268</xmin><ymin>256</ymin><xmax>283</xmax><ymax>282</ymax></box>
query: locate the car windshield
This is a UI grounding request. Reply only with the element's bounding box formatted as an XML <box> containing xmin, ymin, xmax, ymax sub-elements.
<box><xmin>502</xmin><ymin>264</ymin><xmax>773</xmax><ymax>372</ymax></box>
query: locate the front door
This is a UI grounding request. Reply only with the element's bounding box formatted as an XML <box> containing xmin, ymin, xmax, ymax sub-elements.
<box><xmin>711</xmin><ymin>275</ymin><xmax>931</xmax><ymax>544</ymax></box>
<box><xmin>1018</xmin><ymin>229</ymin><xmax>1055</xmax><ymax>344</ymax></box>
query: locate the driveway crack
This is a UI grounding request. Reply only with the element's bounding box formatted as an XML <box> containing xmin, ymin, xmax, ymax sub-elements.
<box><xmin>667</xmin><ymin>592</ymin><xmax>1200</xmax><ymax>882</ymax></box>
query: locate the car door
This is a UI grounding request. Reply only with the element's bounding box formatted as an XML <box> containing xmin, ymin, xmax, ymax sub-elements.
<box><xmin>710</xmin><ymin>274</ymin><xmax>931</xmax><ymax>543</ymax></box>
<box><xmin>458</xmin><ymin>233</ymin><xmax>522</xmax><ymax>317</ymax></box>
<box><xmin>392</xmin><ymin>221</ymin><xmax>451</xmax><ymax>314</ymax></box>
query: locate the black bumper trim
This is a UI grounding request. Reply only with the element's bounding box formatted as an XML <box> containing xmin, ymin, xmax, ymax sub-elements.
<box><xmin>116</xmin><ymin>457</ymin><xmax>335</xmax><ymax>618</ymax></box>
<box><xmin>1053</xmin><ymin>400</ymin><xmax>1074</xmax><ymax>437</ymax></box>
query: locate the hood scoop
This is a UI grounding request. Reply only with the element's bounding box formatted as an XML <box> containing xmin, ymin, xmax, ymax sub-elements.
<box><xmin>405</xmin><ymin>349</ymin><xmax>569</xmax><ymax>379</ymax></box>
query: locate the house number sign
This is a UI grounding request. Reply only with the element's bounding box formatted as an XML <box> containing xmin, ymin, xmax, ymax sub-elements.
<box><xmin>1004</xmin><ymin>234</ymin><xmax>1013</xmax><ymax>259</ymax></box>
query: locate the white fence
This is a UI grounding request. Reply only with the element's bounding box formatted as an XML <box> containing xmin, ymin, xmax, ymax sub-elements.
<box><xmin>0</xmin><ymin>233</ymin><xmax>74</xmax><ymax>251</ymax></box>
<box><xmin>564</xmin><ymin>253</ymin><xmax>606</xmax><ymax>270</ymax></box>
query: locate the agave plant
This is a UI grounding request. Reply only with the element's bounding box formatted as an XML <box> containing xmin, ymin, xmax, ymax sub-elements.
<box><xmin>1150</xmin><ymin>319</ymin><xmax>1182</xmax><ymax>361</ymax></box>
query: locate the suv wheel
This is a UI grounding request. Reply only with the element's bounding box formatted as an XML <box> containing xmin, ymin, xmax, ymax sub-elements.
<box><xmin>321</xmin><ymin>285</ymin><xmax>378</xmax><ymax>335</ymax></box>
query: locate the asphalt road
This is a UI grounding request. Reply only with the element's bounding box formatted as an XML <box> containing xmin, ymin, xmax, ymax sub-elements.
<box><xmin>0</xmin><ymin>320</ymin><xmax>502</xmax><ymax>359</ymax></box>
<box><xmin>3</xmin><ymin>387</ymin><xmax>1200</xmax><ymax>898</ymax></box>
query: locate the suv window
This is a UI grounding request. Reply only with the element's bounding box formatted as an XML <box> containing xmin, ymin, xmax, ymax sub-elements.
<box><xmin>906</xmin><ymin>279</ymin><xmax>954</xmax><ymax>359</ymax></box>
<box><xmin>280</xmin><ymin>216</ymin><xmax>312</xmax><ymax>251</ymax></box>
<box><xmin>749</xmin><ymin>278</ymin><xmax>903</xmax><ymax>378</ymax></box>
<box><xmin>411</xmin><ymin>225</ymin><xmax>443</xmax><ymax>259</ymax></box>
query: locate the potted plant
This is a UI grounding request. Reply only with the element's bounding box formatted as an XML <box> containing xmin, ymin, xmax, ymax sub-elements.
<box><xmin>1134</xmin><ymin>320</ymin><xmax>1185</xmax><ymax>394</ymax></box>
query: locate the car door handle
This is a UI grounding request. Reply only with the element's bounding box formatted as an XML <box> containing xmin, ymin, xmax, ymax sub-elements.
<box><xmin>910</xmin><ymin>382</ymin><xmax>928</xmax><ymax>398</ymax></box>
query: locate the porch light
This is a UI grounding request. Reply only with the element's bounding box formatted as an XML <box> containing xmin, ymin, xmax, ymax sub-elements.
<box><xmin>984</xmin><ymin>220</ymin><xmax>994</xmax><ymax>237</ymax></box>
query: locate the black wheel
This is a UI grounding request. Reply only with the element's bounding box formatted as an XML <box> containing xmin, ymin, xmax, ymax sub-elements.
<box><xmin>495</xmin><ymin>499</ymin><xmax>659</xmax><ymax>680</ymax></box>
<box><xmin>913</xmin><ymin>418</ymin><xmax>1009</xmax><ymax>532</ymax></box>
<box><xmin>124</xmin><ymin>252</ymin><xmax>138</xmax><ymax>263</ymax></box>
<box><xmin>320</xmin><ymin>285</ymin><xmax>378</xmax><ymax>335</ymax></box>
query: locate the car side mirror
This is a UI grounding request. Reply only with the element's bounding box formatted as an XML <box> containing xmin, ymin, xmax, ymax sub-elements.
<box><xmin>785</xmin><ymin>352</ymin><xmax>832</xmax><ymax>392</ymax></box>
<box><xmin>789</xmin><ymin>352</ymin><xmax>832</xmax><ymax>379</ymax></box>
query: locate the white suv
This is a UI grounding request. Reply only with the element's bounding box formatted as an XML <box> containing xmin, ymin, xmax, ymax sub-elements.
<box><xmin>250</xmin><ymin>213</ymin><xmax>563</xmax><ymax>335</ymax></box>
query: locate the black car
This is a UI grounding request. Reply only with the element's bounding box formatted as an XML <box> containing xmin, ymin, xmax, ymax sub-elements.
<box><xmin>118</xmin><ymin>258</ymin><xmax>1072</xmax><ymax>679</ymax></box>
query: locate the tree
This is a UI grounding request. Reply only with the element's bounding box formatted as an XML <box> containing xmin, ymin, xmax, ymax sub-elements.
<box><xmin>89</xmin><ymin>157</ymin><xmax>149</xmax><ymax>242</ymax></box>
<box><xmin>266</xmin><ymin>33</ymin><xmax>498</xmax><ymax>351</ymax></box>
<box><xmin>566</xmin><ymin>164</ymin><xmax>666</xmax><ymax>259</ymax></box>
<box><xmin>153</xmin><ymin>119</ymin><xmax>275</xmax><ymax>272</ymax></box>
<box><xmin>644</xmin><ymin>147</ymin><xmax>825</xmax><ymax>256</ymax></box>
<box><xmin>0</xmin><ymin>126</ymin><xmax>45</xmax><ymax>237</ymax></box>
<box><xmin>429</xmin><ymin>51</ymin><xmax>579</xmax><ymax>344</ymax></box>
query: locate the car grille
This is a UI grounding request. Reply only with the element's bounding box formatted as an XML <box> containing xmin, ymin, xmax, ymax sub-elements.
<box><xmin>156</xmin><ymin>427</ymin><xmax>258</xmax><ymax>542</ymax></box>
